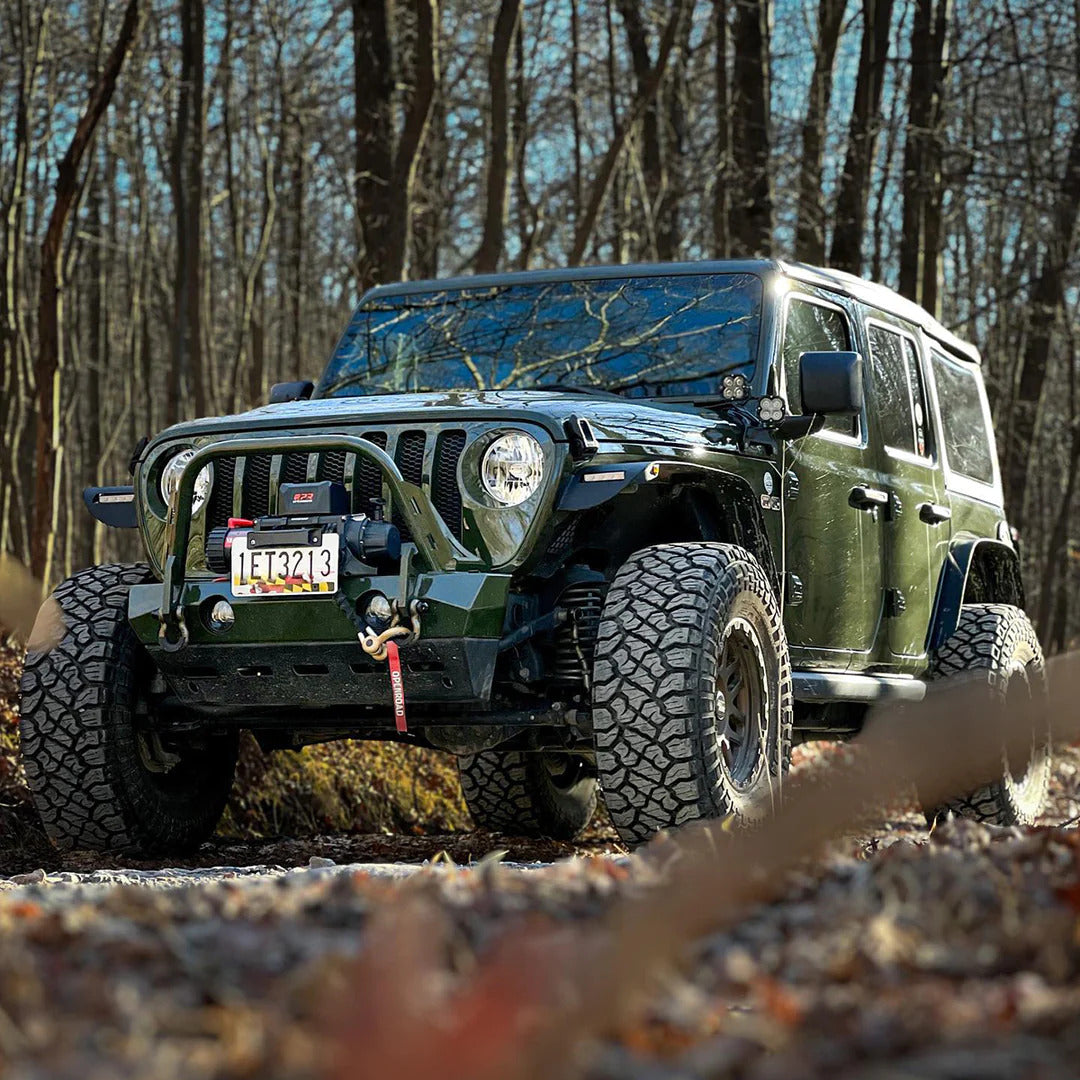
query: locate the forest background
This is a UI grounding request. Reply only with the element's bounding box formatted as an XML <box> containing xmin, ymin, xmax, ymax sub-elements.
<box><xmin>2</xmin><ymin>0</ymin><xmax>1079</xmax><ymax>649</ymax></box>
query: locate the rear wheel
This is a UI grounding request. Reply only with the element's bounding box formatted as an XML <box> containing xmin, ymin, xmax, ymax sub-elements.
<box><xmin>592</xmin><ymin>543</ymin><xmax>792</xmax><ymax>846</ymax></box>
<box><xmin>19</xmin><ymin>564</ymin><xmax>238</xmax><ymax>854</ymax></box>
<box><xmin>925</xmin><ymin>602</ymin><xmax>1051</xmax><ymax>826</ymax></box>
<box><xmin>458</xmin><ymin>748</ymin><xmax>597</xmax><ymax>839</ymax></box>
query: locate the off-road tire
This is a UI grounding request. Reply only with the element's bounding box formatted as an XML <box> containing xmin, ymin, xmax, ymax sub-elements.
<box><xmin>925</xmin><ymin>602</ymin><xmax>1051</xmax><ymax>827</ymax></box>
<box><xmin>592</xmin><ymin>543</ymin><xmax>792</xmax><ymax>846</ymax></box>
<box><xmin>458</xmin><ymin>749</ymin><xmax>597</xmax><ymax>840</ymax></box>
<box><xmin>19</xmin><ymin>563</ymin><xmax>238</xmax><ymax>854</ymax></box>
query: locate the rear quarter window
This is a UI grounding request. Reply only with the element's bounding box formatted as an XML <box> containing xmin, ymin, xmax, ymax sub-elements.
<box><xmin>931</xmin><ymin>350</ymin><xmax>995</xmax><ymax>485</ymax></box>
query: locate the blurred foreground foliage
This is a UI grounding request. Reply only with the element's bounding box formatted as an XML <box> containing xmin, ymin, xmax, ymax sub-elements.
<box><xmin>0</xmin><ymin>644</ymin><xmax>470</xmax><ymax>846</ymax></box>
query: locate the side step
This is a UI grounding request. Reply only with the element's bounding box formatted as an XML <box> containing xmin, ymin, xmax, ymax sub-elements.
<box><xmin>792</xmin><ymin>671</ymin><xmax>927</xmax><ymax>704</ymax></box>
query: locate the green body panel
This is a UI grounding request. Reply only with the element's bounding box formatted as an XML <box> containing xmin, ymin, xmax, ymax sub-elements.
<box><xmin>122</xmin><ymin>259</ymin><xmax>1019</xmax><ymax>721</ymax></box>
<box><xmin>129</xmin><ymin>572</ymin><xmax>511</xmax><ymax>648</ymax></box>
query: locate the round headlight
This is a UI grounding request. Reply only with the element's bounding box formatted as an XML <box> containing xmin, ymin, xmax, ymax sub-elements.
<box><xmin>160</xmin><ymin>449</ymin><xmax>214</xmax><ymax>514</ymax></box>
<box><xmin>480</xmin><ymin>432</ymin><xmax>544</xmax><ymax>507</ymax></box>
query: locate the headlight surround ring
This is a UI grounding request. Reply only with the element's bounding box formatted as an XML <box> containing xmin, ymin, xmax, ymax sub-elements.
<box><xmin>160</xmin><ymin>448</ymin><xmax>214</xmax><ymax>515</ymax></box>
<box><xmin>480</xmin><ymin>431</ymin><xmax>545</xmax><ymax>507</ymax></box>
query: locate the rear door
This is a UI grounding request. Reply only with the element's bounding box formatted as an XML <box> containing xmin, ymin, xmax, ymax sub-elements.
<box><xmin>778</xmin><ymin>290</ymin><xmax>884</xmax><ymax>668</ymax></box>
<box><xmin>864</xmin><ymin>318</ymin><xmax>949</xmax><ymax>662</ymax></box>
<box><xmin>926</xmin><ymin>346</ymin><xmax>1007</xmax><ymax>560</ymax></box>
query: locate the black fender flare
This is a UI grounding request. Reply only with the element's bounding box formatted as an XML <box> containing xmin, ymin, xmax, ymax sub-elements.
<box><xmin>84</xmin><ymin>486</ymin><xmax>138</xmax><ymax>528</ymax></box>
<box><xmin>928</xmin><ymin>537</ymin><xmax>1025</xmax><ymax>652</ymax></box>
<box><xmin>557</xmin><ymin>458</ymin><xmax>780</xmax><ymax>590</ymax></box>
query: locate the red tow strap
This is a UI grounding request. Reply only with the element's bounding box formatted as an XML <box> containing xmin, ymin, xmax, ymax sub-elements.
<box><xmin>385</xmin><ymin>639</ymin><xmax>408</xmax><ymax>733</ymax></box>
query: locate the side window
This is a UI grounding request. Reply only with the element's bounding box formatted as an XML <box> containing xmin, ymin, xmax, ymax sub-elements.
<box><xmin>782</xmin><ymin>297</ymin><xmax>857</xmax><ymax>437</ymax></box>
<box><xmin>932</xmin><ymin>350</ymin><xmax>995</xmax><ymax>485</ymax></box>
<box><xmin>868</xmin><ymin>323</ymin><xmax>932</xmax><ymax>458</ymax></box>
<box><xmin>903</xmin><ymin>337</ymin><xmax>932</xmax><ymax>457</ymax></box>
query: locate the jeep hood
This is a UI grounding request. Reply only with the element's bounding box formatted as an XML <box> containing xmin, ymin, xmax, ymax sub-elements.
<box><xmin>152</xmin><ymin>390</ymin><xmax>738</xmax><ymax>451</ymax></box>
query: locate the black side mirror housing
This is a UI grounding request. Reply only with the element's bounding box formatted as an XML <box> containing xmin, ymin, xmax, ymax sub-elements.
<box><xmin>269</xmin><ymin>380</ymin><xmax>314</xmax><ymax>404</ymax></box>
<box><xmin>799</xmin><ymin>351</ymin><xmax>863</xmax><ymax>415</ymax></box>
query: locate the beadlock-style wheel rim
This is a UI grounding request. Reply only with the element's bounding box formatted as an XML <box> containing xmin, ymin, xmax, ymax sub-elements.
<box><xmin>715</xmin><ymin>617</ymin><xmax>768</xmax><ymax>789</ymax></box>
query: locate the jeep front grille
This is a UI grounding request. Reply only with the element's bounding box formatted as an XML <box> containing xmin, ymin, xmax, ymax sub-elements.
<box><xmin>206</xmin><ymin>428</ymin><xmax>468</xmax><ymax>542</ymax></box>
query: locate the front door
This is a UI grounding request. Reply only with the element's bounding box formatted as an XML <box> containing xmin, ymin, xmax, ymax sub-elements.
<box><xmin>778</xmin><ymin>290</ymin><xmax>885</xmax><ymax>669</ymax></box>
<box><xmin>863</xmin><ymin>318</ymin><xmax>949</xmax><ymax>661</ymax></box>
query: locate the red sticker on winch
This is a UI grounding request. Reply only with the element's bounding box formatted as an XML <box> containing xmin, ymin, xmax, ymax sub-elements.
<box><xmin>385</xmin><ymin>640</ymin><xmax>407</xmax><ymax>733</ymax></box>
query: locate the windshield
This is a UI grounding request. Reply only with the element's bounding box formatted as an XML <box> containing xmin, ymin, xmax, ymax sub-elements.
<box><xmin>315</xmin><ymin>272</ymin><xmax>763</xmax><ymax>399</ymax></box>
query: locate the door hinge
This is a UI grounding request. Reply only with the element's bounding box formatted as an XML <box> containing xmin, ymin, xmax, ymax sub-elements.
<box><xmin>887</xmin><ymin>493</ymin><xmax>903</xmax><ymax>521</ymax></box>
<box><xmin>785</xmin><ymin>471</ymin><xmax>800</xmax><ymax>499</ymax></box>
<box><xmin>785</xmin><ymin>573</ymin><xmax>804</xmax><ymax>607</ymax></box>
<box><xmin>885</xmin><ymin>588</ymin><xmax>907</xmax><ymax>617</ymax></box>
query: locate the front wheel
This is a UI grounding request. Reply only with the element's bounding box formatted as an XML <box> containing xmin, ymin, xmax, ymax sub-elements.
<box><xmin>592</xmin><ymin>543</ymin><xmax>793</xmax><ymax>846</ymax></box>
<box><xmin>19</xmin><ymin>564</ymin><xmax>238</xmax><ymax>854</ymax></box>
<box><xmin>924</xmin><ymin>602</ymin><xmax>1051</xmax><ymax>826</ymax></box>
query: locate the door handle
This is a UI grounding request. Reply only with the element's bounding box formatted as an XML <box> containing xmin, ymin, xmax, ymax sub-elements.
<box><xmin>849</xmin><ymin>486</ymin><xmax>889</xmax><ymax>512</ymax></box>
<box><xmin>918</xmin><ymin>502</ymin><xmax>952</xmax><ymax>525</ymax></box>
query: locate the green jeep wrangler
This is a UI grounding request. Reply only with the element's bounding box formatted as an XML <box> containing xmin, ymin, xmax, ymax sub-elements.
<box><xmin>20</xmin><ymin>260</ymin><xmax>1051</xmax><ymax>853</ymax></box>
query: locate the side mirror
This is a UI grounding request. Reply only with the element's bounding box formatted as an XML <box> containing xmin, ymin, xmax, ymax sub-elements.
<box><xmin>269</xmin><ymin>380</ymin><xmax>314</xmax><ymax>405</ymax></box>
<box><xmin>799</xmin><ymin>351</ymin><xmax>863</xmax><ymax>415</ymax></box>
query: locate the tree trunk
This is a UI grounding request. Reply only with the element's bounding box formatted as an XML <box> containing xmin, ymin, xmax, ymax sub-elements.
<box><xmin>31</xmin><ymin>0</ymin><xmax>142</xmax><ymax>581</ymax></box>
<box><xmin>570</xmin><ymin>0</ymin><xmax>690</xmax><ymax>265</ymax></box>
<box><xmin>728</xmin><ymin>0</ymin><xmax>772</xmax><ymax>256</ymax></box>
<box><xmin>353</xmin><ymin>0</ymin><xmax>439</xmax><ymax>291</ymax></box>
<box><xmin>618</xmin><ymin>0</ymin><xmax>666</xmax><ymax>259</ymax></box>
<box><xmin>474</xmin><ymin>0</ymin><xmax>522</xmax><ymax>273</ymax></box>
<box><xmin>353</xmin><ymin>0</ymin><xmax>398</xmax><ymax>291</ymax></box>
<box><xmin>512</xmin><ymin>21</ymin><xmax>539</xmax><ymax>269</ymax></box>
<box><xmin>712</xmin><ymin>0</ymin><xmax>729</xmax><ymax>258</ymax></box>
<box><xmin>898</xmin><ymin>0</ymin><xmax>950</xmax><ymax>309</ymax></box>
<box><xmin>794</xmin><ymin>0</ymin><xmax>846</xmax><ymax>264</ymax></box>
<box><xmin>171</xmin><ymin>0</ymin><xmax>206</xmax><ymax>423</ymax></box>
<box><xmin>658</xmin><ymin>8</ymin><xmax>693</xmax><ymax>259</ymax></box>
<box><xmin>1002</xmin><ymin>114</ymin><xmax>1080</xmax><ymax>523</ymax></box>
<box><xmin>0</xmin><ymin>0</ymin><xmax>45</xmax><ymax>561</ymax></box>
<box><xmin>829</xmin><ymin>0</ymin><xmax>895</xmax><ymax>274</ymax></box>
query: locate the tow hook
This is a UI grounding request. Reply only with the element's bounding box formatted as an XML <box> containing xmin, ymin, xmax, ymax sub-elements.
<box><xmin>337</xmin><ymin>590</ymin><xmax>427</xmax><ymax>734</ymax></box>
<box><xmin>158</xmin><ymin>607</ymin><xmax>190</xmax><ymax>653</ymax></box>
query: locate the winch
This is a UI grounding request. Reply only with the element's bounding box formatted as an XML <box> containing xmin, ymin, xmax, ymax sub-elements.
<box><xmin>204</xmin><ymin>480</ymin><xmax>401</xmax><ymax>575</ymax></box>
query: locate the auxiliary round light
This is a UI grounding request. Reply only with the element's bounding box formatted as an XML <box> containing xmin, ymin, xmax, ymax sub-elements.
<box><xmin>480</xmin><ymin>432</ymin><xmax>544</xmax><ymax>507</ymax></box>
<box><xmin>209</xmin><ymin>600</ymin><xmax>235</xmax><ymax>633</ymax></box>
<box><xmin>161</xmin><ymin>448</ymin><xmax>214</xmax><ymax>514</ymax></box>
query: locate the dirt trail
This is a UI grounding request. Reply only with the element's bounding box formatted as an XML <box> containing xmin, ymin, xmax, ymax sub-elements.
<box><xmin>0</xmin><ymin>749</ymin><xmax>1078</xmax><ymax>1078</ymax></box>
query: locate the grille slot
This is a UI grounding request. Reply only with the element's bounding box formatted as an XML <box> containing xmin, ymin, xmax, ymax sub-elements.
<box><xmin>281</xmin><ymin>452</ymin><xmax>310</xmax><ymax>485</ymax></box>
<box><xmin>353</xmin><ymin>432</ymin><xmax>387</xmax><ymax>518</ymax></box>
<box><xmin>240</xmin><ymin>454</ymin><xmax>273</xmax><ymax>519</ymax></box>
<box><xmin>432</xmin><ymin>431</ymin><xmax>466</xmax><ymax>540</ymax></box>
<box><xmin>208</xmin><ymin>456</ymin><xmax>236</xmax><ymax>529</ymax></box>
<box><xmin>317</xmin><ymin>450</ymin><xmax>348</xmax><ymax>484</ymax></box>
<box><xmin>393</xmin><ymin>431</ymin><xmax>426</xmax><ymax>541</ymax></box>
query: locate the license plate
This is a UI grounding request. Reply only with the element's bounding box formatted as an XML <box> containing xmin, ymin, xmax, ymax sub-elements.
<box><xmin>230</xmin><ymin>533</ymin><xmax>339</xmax><ymax>597</ymax></box>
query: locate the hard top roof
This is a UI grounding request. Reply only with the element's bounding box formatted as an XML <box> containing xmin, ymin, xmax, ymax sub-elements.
<box><xmin>363</xmin><ymin>258</ymin><xmax>980</xmax><ymax>365</ymax></box>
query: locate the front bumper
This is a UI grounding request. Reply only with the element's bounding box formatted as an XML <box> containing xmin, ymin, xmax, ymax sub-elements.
<box><xmin>129</xmin><ymin>570</ymin><xmax>511</xmax><ymax>714</ymax></box>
